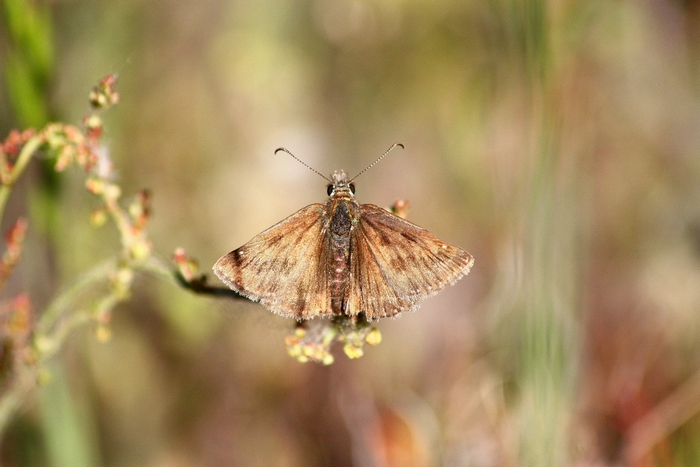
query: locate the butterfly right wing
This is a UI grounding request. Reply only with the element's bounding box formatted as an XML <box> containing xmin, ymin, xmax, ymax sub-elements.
<box><xmin>348</xmin><ymin>204</ymin><xmax>474</xmax><ymax>320</ymax></box>
<box><xmin>213</xmin><ymin>204</ymin><xmax>333</xmax><ymax>320</ymax></box>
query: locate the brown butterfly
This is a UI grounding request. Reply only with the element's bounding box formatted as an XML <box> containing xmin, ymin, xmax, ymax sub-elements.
<box><xmin>213</xmin><ymin>144</ymin><xmax>474</xmax><ymax>321</ymax></box>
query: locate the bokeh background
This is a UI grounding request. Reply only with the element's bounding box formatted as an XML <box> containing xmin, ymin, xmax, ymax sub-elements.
<box><xmin>3</xmin><ymin>0</ymin><xmax>700</xmax><ymax>466</ymax></box>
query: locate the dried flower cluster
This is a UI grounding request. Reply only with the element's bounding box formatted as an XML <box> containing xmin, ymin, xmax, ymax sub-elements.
<box><xmin>0</xmin><ymin>74</ymin><xmax>157</xmax><ymax>435</ymax></box>
<box><xmin>284</xmin><ymin>317</ymin><xmax>382</xmax><ymax>365</ymax></box>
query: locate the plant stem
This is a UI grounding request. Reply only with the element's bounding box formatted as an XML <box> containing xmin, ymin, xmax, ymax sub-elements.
<box><xmin>34</xmin><ymin>258</ymin><xmax>117</xmax><ymax>340</ymax></box>
<box><xmin>0</xmin><ymin>135</ymin><xmax>42</xmax><ymax>222</ymax></box>
<box><xmin>0</xmin><ymin>373</ymin><xmax>33</xmax><ymax>439</ymax></box>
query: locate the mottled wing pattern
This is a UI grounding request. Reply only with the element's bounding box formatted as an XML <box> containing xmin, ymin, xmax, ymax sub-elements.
<box><xmin>349</xmin><ymin>204</ymin><xmax>474</xmax><ymax>320</ymax></box>
<box><xmin>213</xmin><ymin>204</ymin><xmax>333</xmax><ymax>319</ymax></box>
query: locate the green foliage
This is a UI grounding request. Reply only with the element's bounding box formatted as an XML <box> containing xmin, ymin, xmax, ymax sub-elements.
<box><xmin>2</xmin><ymin>0</ymin><xmax>54</xmax><ymax>127</ymax></box>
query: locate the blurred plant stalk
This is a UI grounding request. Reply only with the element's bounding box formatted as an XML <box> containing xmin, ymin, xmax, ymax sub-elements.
<box><xmin>0</xmin><ymin>75</ymin><xmax>179</xmax><ymax>439</ymax></box>
<box><xmin>498</xmin><ymin>2</ymin><xmax>584</xmax><ymax>465</ymax></box>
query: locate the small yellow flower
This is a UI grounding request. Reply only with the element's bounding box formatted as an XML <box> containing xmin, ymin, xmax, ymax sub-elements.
<box><xmin>95</xmin><ymin>325</ymin><xmax>112</xmax><ymax>343</ymax></box>
<box><xmin>366</xmin><ymin>328</ymin><xmax>382</xmax><ymax>346</ymax></box>
<box><xmin>343</xmin><ymin>344</ymin><xmax>364</xmax><ymax>359</ymax></box>
<box><xmin>90</xmin><ymin>208</ymin><xmax>108</xmax><ymax>227</ymax></box>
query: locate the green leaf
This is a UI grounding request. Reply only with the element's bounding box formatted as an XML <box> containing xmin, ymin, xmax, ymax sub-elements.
<box><xmin>4</xmin><ymin>51</ymin><xmax>48</xmax><ymax>127</ymax></box>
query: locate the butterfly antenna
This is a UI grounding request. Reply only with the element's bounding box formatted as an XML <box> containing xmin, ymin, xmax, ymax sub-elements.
<box><xmin>349</xmin><ymin>143</ymin><xmax>404</xmax><ymax>182</ymax></box>
<box><xmin>274</xmin><ymin>147</ymin><xmax>332</xmax><ymax>182</ymax></box>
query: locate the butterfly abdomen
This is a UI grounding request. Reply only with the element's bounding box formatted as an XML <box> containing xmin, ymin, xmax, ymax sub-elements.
<box><xmin>329</xmin><ymin>235</ymin><xmax>350</xmax><ymax>314</ymax></box>
<box><xmin>328</xmin><ymin>199</ymin><xmax>360</xmax><ymax>315</ymax></box>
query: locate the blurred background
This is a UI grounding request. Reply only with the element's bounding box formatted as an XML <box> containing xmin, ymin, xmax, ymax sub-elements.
<box><xmin>2</xmin><ymin>0</ymin><xmax>700</xmax><ymax>466</ymax></box>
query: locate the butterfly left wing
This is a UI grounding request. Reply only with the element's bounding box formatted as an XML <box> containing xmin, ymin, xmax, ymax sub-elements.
<box><xmin>213</xmin><ymin>204</ymin><xmax>333</xmax><ymax>320</ymax></box>
<box><xmin>348</xmin><ymin>204</ymin><xmax>474</xmax><ymax>320</ymax></box>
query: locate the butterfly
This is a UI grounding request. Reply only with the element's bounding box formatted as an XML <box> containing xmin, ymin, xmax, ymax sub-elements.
<box><xmin>213</xmin><ymin>144</ymin><xmax>474</xmax><ymax>321</ymax></box>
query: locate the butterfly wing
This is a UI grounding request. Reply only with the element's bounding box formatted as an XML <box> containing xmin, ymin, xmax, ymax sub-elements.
<box><xmin>213</xmin><ymin>204</ymin><xmax>333</xmax><ymax>320</ymax></box>
<box><xmin>349</xmin><ymin>204</ymin><xmax>474</xmax><ymax>320</ymax></box>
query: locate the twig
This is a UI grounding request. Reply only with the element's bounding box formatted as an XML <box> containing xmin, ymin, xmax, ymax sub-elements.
<box><xmin>172</xmin><ymin>271</ymin><xmax>244</xmax><ymax>298</ymax></box>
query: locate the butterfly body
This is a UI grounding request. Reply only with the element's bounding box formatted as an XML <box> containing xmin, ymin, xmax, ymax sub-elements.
<box><xmin>214</xmin><ymin>170</ymin><xmax>473</xmax><ymax>321</ymax></box>
<box><xmin>328</xmin><ymin>205</ymin><xmax>354</xmax><ymax>315</ymax></box>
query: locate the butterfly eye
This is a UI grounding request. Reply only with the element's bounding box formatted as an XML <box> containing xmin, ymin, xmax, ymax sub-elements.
<box><xmin>349</xmin><ymin>183</ymin><xmax>356</xmax><ymax>194</ymax></box>
<box><xmin>327</xmin><ymin>185</ymin><xmax>334</xmax><ymax>196</ymax></box>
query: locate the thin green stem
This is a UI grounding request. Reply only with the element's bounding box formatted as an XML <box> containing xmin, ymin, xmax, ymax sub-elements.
<box><xmin>33</xmin><ymin>254</ymin><xmax>188</xmax><ymax>357</ymax></box>
<box><xmin>0</xmin><ymin>373</ymin><xmax>33</xmax><ymax>438</ymax></box>
<box><xmin>0</xmin><ymin>135</ymin><xmax>43</xmax><ymax>222</ymax></box>
<box><xmin>34</xmin><ymin>257</ymin><xmax>118</xmax><ymax>339</ymax></box>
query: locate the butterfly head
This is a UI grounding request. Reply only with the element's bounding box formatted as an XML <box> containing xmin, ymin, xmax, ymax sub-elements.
<box><xmin>275</xmin><ymin>144</ymin><xmax>403</xmax><ymax>199</ymax></box>
<box><xmin>327</xmin><ymin>170</ymin><xmax>356</xmax><ymax>198</ymax></box>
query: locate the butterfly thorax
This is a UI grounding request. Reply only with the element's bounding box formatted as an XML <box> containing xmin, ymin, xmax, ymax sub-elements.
<box><xmin>325</xmin><ymin>173</ymin><xmax>360</xmax><ymax>315</ymax></box>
